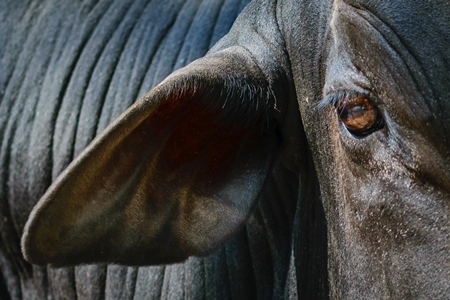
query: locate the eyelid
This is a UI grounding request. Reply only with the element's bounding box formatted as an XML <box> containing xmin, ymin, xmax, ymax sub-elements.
<box><xmin>318</xmin><ymin>90</ymin><xmax>372</xmax><ymax>110</ymax></box>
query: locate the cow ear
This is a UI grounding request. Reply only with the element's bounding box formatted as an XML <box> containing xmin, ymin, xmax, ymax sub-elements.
<box><xmin>21</xmin><ymin>52</ymin><xmax>280</xmax><ymax>267</ymax></box>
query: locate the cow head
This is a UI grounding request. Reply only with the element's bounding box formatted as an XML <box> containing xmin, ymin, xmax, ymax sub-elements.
<box><xmin>282</xmin><ymin>0</ymin><xmax>450</xmax><ymax>297</ymax></box>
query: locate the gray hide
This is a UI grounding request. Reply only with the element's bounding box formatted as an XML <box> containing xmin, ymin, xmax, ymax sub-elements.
<box><xmin>1</xmin><ymin>0</ymin><xmax>301</xmax><ymax>299</ymax></box>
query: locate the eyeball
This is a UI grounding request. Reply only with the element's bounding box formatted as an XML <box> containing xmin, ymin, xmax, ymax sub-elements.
<box><xmin>335</xmin><ymin>95</ymin><xmax>383</xmax><ymax>136</ymax></box>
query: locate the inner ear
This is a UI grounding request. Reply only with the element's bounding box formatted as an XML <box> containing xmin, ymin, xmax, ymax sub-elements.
<box><xmin>21</xmin><ymin>61</ymin><xmax>281</xmax><ymax>267</ymax></box>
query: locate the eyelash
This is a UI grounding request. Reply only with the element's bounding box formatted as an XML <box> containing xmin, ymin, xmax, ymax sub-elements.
<box><xmin>323</xmin><ymin>91</ymin><xmax>368</xmax><ymax>107</ymax></box>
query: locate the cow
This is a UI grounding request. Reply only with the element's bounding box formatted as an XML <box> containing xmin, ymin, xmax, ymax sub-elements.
<box><xmin>2</xmin><ymin>0</ymin><xmax>450</xmax><ymax>299</ymax></box>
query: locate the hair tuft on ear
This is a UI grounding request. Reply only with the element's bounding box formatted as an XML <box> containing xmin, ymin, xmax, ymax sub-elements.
<box><xmin>162</xmin><ymin>74</ymin><xmax>277</xmax><ymax>129</ymax></box>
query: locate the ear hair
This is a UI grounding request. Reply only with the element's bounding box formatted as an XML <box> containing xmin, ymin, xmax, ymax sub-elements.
<box><xmin>163</xmin><ymin>74</ymin><xmax>277</xmax><ymax>127</ymax></box>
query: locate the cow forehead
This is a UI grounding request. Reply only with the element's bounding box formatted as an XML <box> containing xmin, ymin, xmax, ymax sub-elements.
<box><xmin>332</xmin><ymin>0</ymin><xmax>450</xmax><ymax>108</ymax></box>
<box><xmin>283</xmin><ymin>0</ymin><xmax>450</xmax><ymax>145</ymax></box>
<box><xmin>338</xmin><ymin>1</ymin><xmax>449</xmax><ymax>152</ymax></box>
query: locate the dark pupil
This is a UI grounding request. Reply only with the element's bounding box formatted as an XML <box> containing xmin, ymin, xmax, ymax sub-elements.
<box><xmin>341</xmin><ymin>104</ymin><xmax>367</xmax><ymax>120</ymax></box>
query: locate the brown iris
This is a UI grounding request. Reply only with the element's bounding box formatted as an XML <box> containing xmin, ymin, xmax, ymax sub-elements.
<box><xmin>336</xmin><ymin>95</ymin><xmax>380</xmax><ymax>135</ymax></box>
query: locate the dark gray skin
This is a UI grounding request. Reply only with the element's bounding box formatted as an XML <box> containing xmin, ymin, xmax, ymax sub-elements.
<box><xmin>1</xmin><ymin>1</ymin><xmax>300</xmax><ymax>299</ymax></box>
<box><xmin>2</xmin><ymin>0</ymin><xmax>449</xmax><ymax>299</ymax></box>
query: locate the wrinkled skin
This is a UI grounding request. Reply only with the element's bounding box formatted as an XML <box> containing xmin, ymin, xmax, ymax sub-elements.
<box><xmin>1</xmin><ymin>0</ymin><xmax>449</xmax><ymax>299</ymax></box>
<box><xmin>2</xmin><ymin>1</ymin><xmax>300</xmax><ymax>299</ymax></box>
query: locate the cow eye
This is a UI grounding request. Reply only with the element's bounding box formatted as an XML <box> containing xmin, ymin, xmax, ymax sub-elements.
<box><xmin>335</xmin><ymin>95</ymin><xmax>383</xmax><ymax>136</ymax></box>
